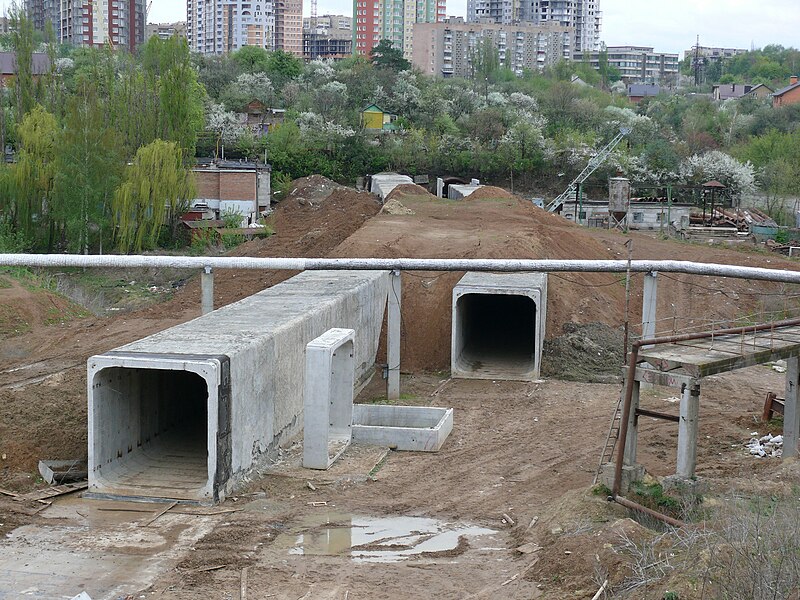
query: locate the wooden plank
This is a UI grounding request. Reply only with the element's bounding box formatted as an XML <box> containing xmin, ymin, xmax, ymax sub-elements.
<box><xmin>140</xmin><ymin>500</ymin><xmax>178</xmax><ymax>527</ymax></box>
<box><xmin>16</xmin><ymin>482</ymin><xmax>88</xmax><ymax>502</ymax></box>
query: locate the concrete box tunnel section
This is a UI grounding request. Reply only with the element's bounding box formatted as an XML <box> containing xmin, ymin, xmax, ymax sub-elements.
<box><xmin>451</xmin><ymin>272</ymin><xmax>547</xmax><ymax>381</ymax></box>
<box><xmin>87</xmin><ymin>270</ymin><xmax>389</xmax><ymax>504</ymax></box>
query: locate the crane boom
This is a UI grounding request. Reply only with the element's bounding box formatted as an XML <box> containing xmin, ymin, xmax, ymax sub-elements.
<box><xmin>546</xmin><ymin>127</ymin><xmax>631</xmax><ymax>213</ymax></box>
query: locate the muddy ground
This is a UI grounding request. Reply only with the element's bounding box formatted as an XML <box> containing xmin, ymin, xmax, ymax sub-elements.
<box><xmin>2</xmin><ymin>177</ymin><xmax>800</xmax><ymax>598</ymax></box>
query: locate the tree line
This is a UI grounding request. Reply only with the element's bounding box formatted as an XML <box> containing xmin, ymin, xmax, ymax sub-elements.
<box><xmin>2</xmin><ymin>7</ymin><xmax>799</xmax><ymax>255</ymax></box>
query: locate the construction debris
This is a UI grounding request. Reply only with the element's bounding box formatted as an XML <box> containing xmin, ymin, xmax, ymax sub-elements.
<box><xmin>745</xmin><ymin>433</ymin><xmax>783</xmax><ymax>458</ymax></box>
<box><xmin>38</xmin><ymin>459</ymin><xmax>87</xmax><ymax>485</ymax></box>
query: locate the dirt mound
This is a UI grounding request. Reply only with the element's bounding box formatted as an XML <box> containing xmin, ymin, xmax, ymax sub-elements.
<box><xmin>542</xmin><ymin>322</ymin><xmax>624</xmax><ymax>383</ymax></box>
<box><xmin>464</xmin><ymin>185</ymin><xmax>516</xmax><ymax>200</ymax></box>
<box><xmin>385</xmin><ymin>183</ymin><xmax>434</xmax><ymax>202</ymax></box>
<box><xmin>330</xmin><ymin>194</ymin><xmax>627</xmax><ymax>371</ymax></box>
<box><xmin>380</xmin><ymin>199</ymin><xmax>415</xmax><ymax>215</ymax></box>
<box><xmin>284</xmin><ymin>174</ymin><xmax>347</xmax><ymax>204</ymax></box>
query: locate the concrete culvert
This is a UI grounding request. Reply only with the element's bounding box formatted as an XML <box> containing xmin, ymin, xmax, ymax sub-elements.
<box><xmin>88</xmin><ymin>356</ymin><xmax>225</xmax><ymax>504</ymax></box>
<box><xmin>451</xmin><ymin>273</ymin><xmax>547</xmax><ymax>381</ymax></box>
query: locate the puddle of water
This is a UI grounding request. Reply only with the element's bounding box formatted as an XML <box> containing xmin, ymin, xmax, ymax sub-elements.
<box><xmin>279</xmin><ymin>514</ymin><xmax>497</xmax><ymax>563</ymax></box>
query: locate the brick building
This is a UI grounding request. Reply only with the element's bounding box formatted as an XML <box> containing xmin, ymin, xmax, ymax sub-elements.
<box><xmin>191</xmin><ymin>161</ymin><xmax>272</xmax><ymax>226</ymax></box>
<box><xmin>773</xmin><ymin>76</ymin><xmax>800</xmax><ymax>108</ymax></box>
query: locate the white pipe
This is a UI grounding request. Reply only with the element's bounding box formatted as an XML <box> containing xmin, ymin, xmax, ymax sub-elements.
<box><xmin>0</xmin><ymin>254</ymin><xmax>798</xmax><ymax>284</ymax></box>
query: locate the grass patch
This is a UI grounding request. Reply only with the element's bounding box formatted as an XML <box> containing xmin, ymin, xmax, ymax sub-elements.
<box><xmin>629</xmin><ymin>481</ymin><xmax>682</xmax><ymax>517</ymax></box>
<box><xmin>591</xmin><ymin>483</ymin><xmax>612</xmax><ymax>497</ymax></box>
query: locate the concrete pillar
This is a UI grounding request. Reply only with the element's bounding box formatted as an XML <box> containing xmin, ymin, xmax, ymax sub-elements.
<box><xmin>201</xmin><ymin>266</ymin><xmax>214</xmax><ymax>315</ymax></box>
<box><xmin>642</xmin><ymin>271</ymin><xmax>658</xmax><ymax>345</ymax></box>
<box><xmin>676</xmin><ymin>382</ymin><xmax>700</xmax><ymax>478</ymax></box>
<box><xmin>303</xmin><ymin>328</ymin><xmax>355</xmax><ymax>470</ymax></box>
<box><xmin>623</xmin><ymin>380</ymin><xmax>641</xmax><ymax>466</ymax></box>
<box><xmin>387</xmin><ymin>269</ymin><xmax>401</xmax><ymax>401</ymax></box>
<box><xmin>784</xmin><ymin>356</ymin><xmax>800</xmax><ymax>458</ymax></box>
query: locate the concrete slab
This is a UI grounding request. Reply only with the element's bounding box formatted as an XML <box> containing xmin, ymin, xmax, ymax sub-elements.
<box><xmin>448</xmin><ymin>184</ymin><xmax>482</xmax><ymax>199</ymax></box>
<box><xmin>370</xmin><ymin>173</ymin><xmax>413</xmax><ymax>200</ymax></box>
<box><xmin>87</xmin><ymin>271</ymin><xmax>389</xmax><ymax>504</ymax></box>
<box><xmin>451</xmin><ymin>272</ymin><xmax>547</xmax><ymax>381</ymax></box>
<box><xmin>303</xmin><ymin>328</ymin><xmax>356</xmax><ymax>470</ymax></box>
<box><xmin>352</xmin><ymin>405</ymin><xmax>453</xmax><ymax>451</ymax></box>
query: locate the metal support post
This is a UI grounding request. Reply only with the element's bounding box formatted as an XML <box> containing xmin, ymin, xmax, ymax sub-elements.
<box><xmin>676</xmin><ymin>383</ymin><xmax>700</xmax><ymax>478</ymax></box>
<box><xmin>387</xmin><ymin>269</ymin><xmax>401</xmax><ymax>401</ymax></box>
<box><xmin>201</xmin><ymin>266</ymin><xmax>214</xmax><ymax>315</ymax></box>
<box><xmin>784</xmin><ymin>356</ymin><xmax>800</xmax><ymax>458</ymax></box>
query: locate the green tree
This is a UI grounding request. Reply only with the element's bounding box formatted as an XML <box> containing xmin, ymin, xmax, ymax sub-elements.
<box><xmin>232</xmin><ymin>46</ymin><xmax>272</xmax><ymax>73</ymax></box>
<box><xmin>52</xmin><ymin>84</ymin><xmax>124</xmax><ymax>253</ymax></box>
<box><xmin>370</xmin><ymin>40</ymin><xmax>411</xmax><ymax>72</ymax></box>
<box><xmin>266</xmin><ymin>50</ymin><xmax>303</xmax><ymax>85</ymax></box>
<box><xmin>12</xmin><ymin>105</ymin><xmax>58</xmax><ymax>249</ymax></box>
<box><xmin>143</xmin><ymin>36</ymin><xmax>206</xmax><ymax>156</ymax></box>
<box><xmin>10</xmin><ymin>8</ymin><xmax>36</xmax><ymax>118</ymax></box>
<box><xmin>113</xmin><ymin>140</ymin><xmax>195</xmax><ymax>253</ymax></box>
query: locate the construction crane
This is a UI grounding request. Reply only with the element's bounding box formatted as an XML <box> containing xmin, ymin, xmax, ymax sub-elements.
<box><xmin>546</xmin><ymin>127</ymin><xmax>631</xmax><ymax>214</ymax></box>
<box><xmin>146</xmin><ymin>1</ymin><xmax>153</xmax><ymax>22</ymax></box>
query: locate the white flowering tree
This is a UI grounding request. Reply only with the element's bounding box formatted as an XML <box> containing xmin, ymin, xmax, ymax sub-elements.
<box><xmin>205</xmin><ymin>101</ymin><xmax>247</xmax><ymax>158</ymax></box>
<box><xmin>680</xmin><ymin>150</ymin><xmax>757</xmax><ymax>199</ymax></box>
<box><xmin>220</xmin><ymin>72</ymin><xmax>274</xmax><ymax>110</ymax></box>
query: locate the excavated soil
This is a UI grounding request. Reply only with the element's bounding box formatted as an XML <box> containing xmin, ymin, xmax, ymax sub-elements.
<box><xmin>542</xmin><ymin>322</ymin><xmax>624</xmax><ymax>383</ymax></box>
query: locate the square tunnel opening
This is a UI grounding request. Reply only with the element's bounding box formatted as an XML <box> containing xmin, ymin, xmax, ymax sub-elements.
<box><xmin>90</xmin><ymin>366</ymin><xmax>212</xmax><ymax>502</ymax></box>
<box><xmin>453</xmin><ymin>292</ymin><xmax>538</xmax><ymax>380</ymax></box>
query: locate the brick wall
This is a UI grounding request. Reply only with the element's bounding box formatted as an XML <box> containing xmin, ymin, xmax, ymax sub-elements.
<box><xmin>220</xmin><ymin>171</ymin><xmax>256</xmax><ymax>201</ymax></box>
<box><xmin>194</xmin><ymin>170</ymin><xmax>221</xmax><ymax>200</ymax></box>
<box><xmin>192</xmin><ymin>169</ymin><xmax>257</xmax><ymax>202</ymax></box>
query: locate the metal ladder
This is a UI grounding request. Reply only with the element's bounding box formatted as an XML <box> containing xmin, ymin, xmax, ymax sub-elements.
<box><xmin>593</xmin><ymin>390</ymin><xmax>625</xmax><ymax>485</ymax></box>
<box><xmin>546</xmin><ymin>127</ymin><xmax>631</xmax><ymax>214</ymax></box>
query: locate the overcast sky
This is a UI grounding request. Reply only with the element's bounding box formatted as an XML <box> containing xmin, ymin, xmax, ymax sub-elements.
<box><xmin>152</xmin><ymin>0</ymin><xmax>800</xmax><ymax>58</ymax></box>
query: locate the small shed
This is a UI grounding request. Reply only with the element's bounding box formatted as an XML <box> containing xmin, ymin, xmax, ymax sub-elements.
<box><xmin>362</xmin><ymin>104</ymin><xmax>397</xmax><ymax>131</ymax></box>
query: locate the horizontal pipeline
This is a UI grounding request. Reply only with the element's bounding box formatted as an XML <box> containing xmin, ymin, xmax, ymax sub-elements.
<box><xmin>0</xmin><ymin>255</ymin><xmax>799</xmax><ymax>284</ymax></box>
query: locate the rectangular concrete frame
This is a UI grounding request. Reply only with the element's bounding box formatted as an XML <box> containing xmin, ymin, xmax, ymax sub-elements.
<box><xmin>451</xmin><ymin>272</ymin><xmax>547</xmax><ymax>382</ymax></box>
<box><xmin>352</xmin><ymin>405</ymin><xmax>454</xmax><ymax>451</ymax></box>
<box><xmin>303</xmin><ymin>328</ymin><xmax>356</xmax><ymax>470</ymax></box>
<box><xmin>87</xmin><ymin>270</ymin><xmax>389</xmax><ymax>504</ymax></box>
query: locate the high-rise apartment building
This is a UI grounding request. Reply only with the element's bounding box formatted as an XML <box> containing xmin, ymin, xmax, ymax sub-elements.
<box><xmin>413</xmin><ymin>17</ymin><xmax>573</xmax><ymax>78</ymax></box>
<box><xmin>466</xmin><ymin>0</ymin><xmax>600</xmax><ymax>54</ymax></box>
<box><xmin>187</xmin><ymin>0</ymin><xmax>302</xmax><ymax>56</ymax></box>
<box><xmin>354</xmin><ymin>0</ymin><xmax>444</xmax><ymax>59</ymax></box>
<box><xmin>26</xmin><ymin>0</ymin><xmax>145</xmax><ymax>50</ymax></box>
<box><xmin>583</xmin><ymin>45</ymin><xmax>678</xmax><ymax>84</ymax></box>
<box><xmin>274</xmin><ymin>0</ymin><xmax>303</xmax><ymax>56</ymax></box>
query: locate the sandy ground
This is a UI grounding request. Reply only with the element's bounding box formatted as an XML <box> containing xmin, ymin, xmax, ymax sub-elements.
<box><xmin>1</xmin><ymin>177</ymin><xmax>799</xmax><ymax>598</ymax></box>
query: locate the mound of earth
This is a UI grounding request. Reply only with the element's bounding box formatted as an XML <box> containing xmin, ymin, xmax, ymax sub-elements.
<box><xmin>331</xmin><ymin>193</ymin><xmax>627</xmax><ymax>371</ymax></box>
<box><xmin>465</xmin><ymin>185</ymin><xmax>515</xmax><ymax>200</ymax></box>
<box><xmin>385</xmin><ymin>183</ymin><xmax>433</xmax><ymax>202</ymax></box>
<box><xmin>381</xmin><ymin>199</ymin><xmax>415</xmax><ymax>215</ymax></box>
<box><xmin>541</xmin><ymin>322</ymin><xmax>624</xmax><ymax>383</ymax></box>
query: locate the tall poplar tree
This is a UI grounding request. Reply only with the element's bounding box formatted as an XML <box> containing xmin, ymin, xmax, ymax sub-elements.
<box><xmin>52</xmin><ymin>83</ymin><xmax>124</xmax><ymax>253</ymax></box>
